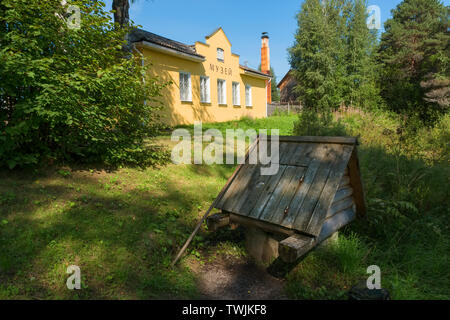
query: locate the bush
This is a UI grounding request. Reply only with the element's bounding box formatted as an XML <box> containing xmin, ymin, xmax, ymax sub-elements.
<box><xmin>293</xmin><ymin>109</ymin><xmax>347</xmax><ymax>136</ymax></box>
<box><xmin>0</xmin><ymin>0</ymin><xmax>169</xmax><ymax>169</ymax></box>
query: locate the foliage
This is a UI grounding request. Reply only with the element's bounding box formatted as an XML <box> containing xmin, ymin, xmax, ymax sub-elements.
<box><xmin>0</xmin><ymin>0</ymin><xmax>169</xmax><ymax>169</ymax></box>
<box><xmin>0</xmin><ymin>113</ymin><xmax>448</xmax><ymax>299</ymax></box>
<box><xmin>293</xmin><ymin>108</ymin><xmax>347</xmax><ymax>136</ymax></box>
<box><xmin>289</xmin><ymin>0</ymin><xmax>378</xmax><ymax>112</ymax></box>
<box><xmin>378</xmin><ymin>0</ymin><xmax>449</xmax><ymax>122</ymax></box>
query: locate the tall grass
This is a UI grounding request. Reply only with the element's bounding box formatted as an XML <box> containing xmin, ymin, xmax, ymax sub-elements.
<box><xmin>287</xmin><ymin>109</ymin><xmax>449</xmax><ymax>299</ymax></box>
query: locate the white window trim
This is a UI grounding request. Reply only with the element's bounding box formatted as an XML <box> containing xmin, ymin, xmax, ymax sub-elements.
<box><xmin>179</xmin><ymin>71</ymin><xmax>192</xmax><ymax>102</ymax></box>
<box><xmin>217</xmin><ymin>79</ymin><xmax>227</xmax><ymax>105</ymax></box>
<box><xmin>200</xmin><ymin>76</ymin><xmax>211</xmax><ymax>103</ymax></box>
<box><xmin>245</xmin><ymin>84</ymin><xmax>252</xmax><ymax>107</ymax></box>
<box><xmin>217</xmin><ymin>48</ymin><xmax>224</xmax><ymax>62</ymax></box>
<box><xmin>232</xmin><ymin>82</ymin><xmax>240</xmax><ymax>106</ymax></box>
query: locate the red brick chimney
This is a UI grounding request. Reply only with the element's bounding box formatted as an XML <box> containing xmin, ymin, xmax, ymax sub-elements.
<box><xmin>261</xmin><ymin>32</ymin><xmax>271</xmax><ymax>104</ymax></box>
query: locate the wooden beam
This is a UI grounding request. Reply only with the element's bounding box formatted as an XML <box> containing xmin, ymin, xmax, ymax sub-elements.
<box><xmin>347</xmin><ymin>148</ymin><xmax>367</xmax><ymax>216</ymax></box>
<box><xmin>206</xmin><ymin>212</ymin><xmax>230</xmax><ymax>231</ymax></box>
<box><xmin>261</xmin><ymin>135</ymin><xmax>358</xmax><ymax>146</ymax></box>
<box><xmin>278</xmin><ymin>234</ymin><xmax>315</xmax><ymax>263</ymax></box>
<box><xmin>229</xmin><ymin>213</ymin><xmax>297</xmax><ymax>236</ymax></box>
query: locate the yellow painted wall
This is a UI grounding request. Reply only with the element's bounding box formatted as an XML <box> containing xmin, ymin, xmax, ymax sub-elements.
<box><xmin>136</xmin><ymin>28</ymin><xmax>268</xmax><ymax>126</ymax></box>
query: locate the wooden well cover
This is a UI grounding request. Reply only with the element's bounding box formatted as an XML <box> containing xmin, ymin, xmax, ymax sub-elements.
<box><xmin>214</xmin><ymin>136</ymin><xmax>365</xmax><ymax>237</ymax></box>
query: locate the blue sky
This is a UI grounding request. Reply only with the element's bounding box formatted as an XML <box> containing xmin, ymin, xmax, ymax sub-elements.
<box><xmin>103</xmin><ymin>0</ymin><xmax>449</xmax><ymax>82</ymax></box>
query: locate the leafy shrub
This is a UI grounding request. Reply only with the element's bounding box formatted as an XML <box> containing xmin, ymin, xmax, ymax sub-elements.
<box><xmin>293</xmin><ymin>109</ymin><xmax>347</xmax><ymax>136</ymax></box>
<box><xmin>0</xmin><ymin>0</ymin><xmax>169</xmax><ymax>168</ymax></box>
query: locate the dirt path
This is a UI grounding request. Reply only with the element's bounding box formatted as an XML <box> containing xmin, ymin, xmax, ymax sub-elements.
<box><xmin>191</xmin><ymin>255</ymin><xmax>288</xmax><ymax>300</ymax></box>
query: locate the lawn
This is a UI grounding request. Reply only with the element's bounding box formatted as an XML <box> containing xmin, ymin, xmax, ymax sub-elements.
<box><xmin>0</xmin><ymin>113</ymin><xmax>448</xmax><ymax>299</ymax></box>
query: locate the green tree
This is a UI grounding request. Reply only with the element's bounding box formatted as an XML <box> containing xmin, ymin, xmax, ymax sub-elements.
<box><xmin>0</xmin><ymin>0</ymin><xmax>167</xmax><ymax>168</ymax></box>
<box><xmin>288</xmin><ymin>0</ymin><xmax>348</xmax><ymax>112</ymax></box>
<box><xmin>269</xmin><ymin>67</ymin><xmax>281</xmax><ymax>102</ymax></box>
<box><xmin>344</xmin><ymin>0</ymin><xmax>380</xmax><ymax>110</ymax></box>
<box><xmin>379</xmin><ymin>0</ymin><xmax>449</xmax><ymax>121</ymax></box>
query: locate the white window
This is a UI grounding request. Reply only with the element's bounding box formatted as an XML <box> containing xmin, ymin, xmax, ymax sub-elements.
<box><xmin>200</xmin><ymin>76</ymin><xmax>210</xmax><ymax>103</ymax></box>
<box><xmin>179</xmin><ymin>72</ymin><xmax>191</xmax><ymax>102</ymax></box>
<box><xmin>217</xmin><ymin>48</ymin><xmax>224</xmax><ymax>62</ymax></box>
<box><xmin>232</xmin><ymin>82</ymin><xmax>240</xmax><ymax>106</ymax></box>
<box><xmin>245</xmin><ymin>84</ymin><xmax>252</xmax><ymax>106</ymax></box>
<box><xmin>217</xmin><ymin>79</ymin><xmax>226</xmax><ymax>105</ymax></box>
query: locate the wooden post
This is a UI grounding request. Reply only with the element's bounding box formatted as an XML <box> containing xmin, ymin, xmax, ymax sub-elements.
<box><xmin>206</xmin><ymin>212</ymin><xmax>230</xmax><ymax>231</ymax></box>
<box><xmin>278</xmin><ymin>234</ymin><xmax>315</xmax><ymax>263</ymax></box>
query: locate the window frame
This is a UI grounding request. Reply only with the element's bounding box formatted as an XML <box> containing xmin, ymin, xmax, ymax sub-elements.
<box><xmin>217</xmin><ymin>79</ymin><xmax>227</xmax><ymax>105</ymax></box>
<box><xmin>217</xmin><ymin>48</ymin><xmax>224</xmax><ymax>62</ymax></box>
<box><xmin>200</xmin><ymin>76</ymin><xmax>211</xmax><ymax>103</ymax></box>
<box><xmin>232</xmin><ymin>82</ymin><xmax>240</xmax><ymax>106</ymax></box>
<box><xmin>179</xmin><ymin>71</ymin><xmax>192</xmax><ymax>102</ymax></box>
<box><xmin>245</xmin><ymin>84</ymin><xmax>252</xmax><ymax>107</ymax></box>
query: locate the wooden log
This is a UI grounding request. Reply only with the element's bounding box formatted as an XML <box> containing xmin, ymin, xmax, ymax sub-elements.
<box><xmin>326</xmin><ymin>196</ymin><xmax>354</xmax><ymax>219</ymax></box>
<box><xmin>317</xmin><ymin>207</ymin><xmax>355</xmax><ymax>243</ymax></box>
<box><xmin>206</xmin><ymin>212</ymin><xmax>230</xmax><ymax>232</ymax></box>
<box><xmin>339</xmin><ymin>175</ymin><xmax>350</xmax><ymax>188</ymax></box>
<box><xmin>278</xmin><ymin>234</ymin><xmax>315</xmax><ymax>263</ymax></box>
<box><xmin>332</xmin><ymin>186</ymin><xmax>353</xmax><ymax>203</ymax></box>
<box><xmin>348</xmin><ymin>148</ymin><xmax>367</xmax><ymax>216</ymax></box>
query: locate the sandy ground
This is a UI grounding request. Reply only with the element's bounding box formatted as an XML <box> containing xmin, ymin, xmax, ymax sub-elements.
<box><xmin>190</xmin><ymin>255</ymin><xmax>288</xmax><ymax>300</ymax></box>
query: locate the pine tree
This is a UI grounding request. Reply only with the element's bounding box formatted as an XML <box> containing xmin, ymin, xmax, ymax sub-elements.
<box><xmin>379</xmin><ymin>0</ymin><xmax>449</xmax><ymax>120</ymax></box>
<box><xmin>344</xmin><ymin>0</ymin><xmax>380</xmax><ymax>110</ymax></box>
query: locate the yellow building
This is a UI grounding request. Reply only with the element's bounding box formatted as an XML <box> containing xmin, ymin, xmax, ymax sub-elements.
<box><xmin>130</xmin><ymin>27</ymin><xmax>272</xmax><ymax>126</ymax></box>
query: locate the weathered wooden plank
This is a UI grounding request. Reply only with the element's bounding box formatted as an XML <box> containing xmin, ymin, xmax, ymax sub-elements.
<box><xmin>259</xmin><ymin>140</ymin><xmax>288</xmax><ymax>164</ymax></box>
<box><xmin>259</xmin><ymin>166</ymin><xmax>299</xmax><ymax>222</ymax></box>
<box><xmin>267</xmin><ymin>166</ymin><xmax>307</xmax><ymax>225</ymax></box>
<box><xmin>339</xmin><ymin>175</ymin><xmax>350</xmax><ymax>188</ymax></box>
<box><xmin>318</xmin><ymin>207</ymin><xmax>356</xmax><ymax>243</ymax></box>
<box><xmin>279</xmin><ymin>143</ymin><xmax>299</xmax><ymax>165</ymax></box>
<box><xmin>292</xmin><ymin>144</ymin><xmax>340</xmax><ymax>232</ymax></box>
<box><xmin>278</xmin><ymin>234</ymin><xmax>315</xmax><ymax>263</ymax></box>
<box><xmin>229</xmin><ymin>213</ymin><xmax>296</xmax><ymax>236</ymax></box>
<box><xmin>332</xmin><ymin>186</ymin><xmax>353</xmax><ymax>203</ymax></box>
<box><xmin>206</xmin><ymin>212</ymin><xmax>230</xmax><ymax>231</ymax></box>
<box><xmin>238</xmin><ymin>171</ymin><xmax>273</xmax><ymax>216</ymax></box>
<box><xmin>230</xmin><ymin>164</ymin><xmax>265</xmax><ymax>214</ymax></box>
<box><xmin>247</xmin><ymin>165</ymin><xmax>287</xmax><ymax>219</ymax></box>
<box><xmin>222</xmin><ymin>165</ymin><xmax>258</xmax><ymax>213</ymax></box>
<box><xmin>215</xmin><ymin>138</ymin><xmax>260</xmax><ymax>209</ymax></box>
<box><xmin>280</xmin><ymin>144</ymin><xmax>327</xmax><ymax>229</ymax></box>
<box><xmin>348</xmin><ymin>148</ymin><xmax>367</xmax><ymax>216</ymax></box>
<box><xmin>305</xmin><ymin>145</ymin><xmax>354</xmax><ymax>236</ymax></box>
<box><xmin>287</xmin><ymin>143</ymin><xmax>316</xmax><ymax>167</ymax></box>
<box><xmin>261</xmin><ymin>135</ymin><xmax>358</xmax><ymax>145</ymax></box>
<box><xmin>326</xmin><ymin>196</ymin><xmax>354</xmax><ymax>219</ymax></box>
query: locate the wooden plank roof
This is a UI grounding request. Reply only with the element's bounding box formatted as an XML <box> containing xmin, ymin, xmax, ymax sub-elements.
<box><xmin>214</xmin><ymin>136</ymin><xmax>365</xmax><ymax>238</ymax></box>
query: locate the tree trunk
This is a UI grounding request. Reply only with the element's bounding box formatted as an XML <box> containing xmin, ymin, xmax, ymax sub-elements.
<box><xmin>112</xmin><ymin>0</ymin><xmax>130</xmax><ymax>27</ymax></box>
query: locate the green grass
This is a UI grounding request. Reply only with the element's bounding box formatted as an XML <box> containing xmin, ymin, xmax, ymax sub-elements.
<box><xmin>0</xmin><ymin>111</ymin><xmax>448</xmax><ymax>299</ymax></box>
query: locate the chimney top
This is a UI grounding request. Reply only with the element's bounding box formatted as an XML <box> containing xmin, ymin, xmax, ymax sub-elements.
<box><xmin>261</xmin><ymin>32</ymin><xmax>269</xmax><ymax>39</ymax></box>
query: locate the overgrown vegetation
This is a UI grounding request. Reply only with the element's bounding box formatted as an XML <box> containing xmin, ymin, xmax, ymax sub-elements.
<box><xmin>0</xmin><ymin>112</ymin><xmax>448</xmax><ymax>299</ymax></box>
<box><xmin>290</xmin><ymin>109</ymin><xmax>449</xmax><ymax>299</ymax></box>
<box><xmin>0</xmin><ymin>0</ymin><xmax>168</xmax><ymax>169</ymax></box>
<box><xmin>289</xmin><ymin>0</ymin><xmax>448</xmax><ymax>125</ymax></box>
